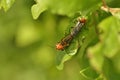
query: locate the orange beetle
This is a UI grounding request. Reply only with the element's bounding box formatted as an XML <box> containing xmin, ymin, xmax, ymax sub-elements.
<box><xmin>56</xmin><ymin>43</ymin><xmax>64</xmax><ymax>50</ymax></box>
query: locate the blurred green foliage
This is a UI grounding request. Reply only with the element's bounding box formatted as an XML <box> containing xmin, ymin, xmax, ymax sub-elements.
<box><xmin>0</xmin><ymin>0</ymin><xmax>120</xmax><ymax>80</ymax></box>
<box><xmin>0</xmin><ymin>0</ymin><xmax>15</xmax><ymax>11</ymax></box>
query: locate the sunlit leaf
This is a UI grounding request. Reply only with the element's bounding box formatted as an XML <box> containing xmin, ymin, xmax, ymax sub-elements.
<box><xmin>56</xmin><ymin>52</ymin><xmax>73</xmax><ymax>70</ymax></box>
<box><xmin>87</xmin><ymin>43</ymin><xmax>104</xmax><ymax>72</ymax></box>
<box><xmin>0</xmin><ymin>0</ymin><xmax>15</xmax><ymax>11</ymax></box>
<box><xmin>99</xmin><ymin>16</ymin><xmax>120</xmax><ymax>58</ymax></box>
<box><xmin>31</xmin><ymin>0</ymin><xmax>48</xmax><ymax>19</ymax></box>
<box><xmin>31</xmin><ymin>0</ymin><xmax>101</xmax><ymax>19</ymax></box>
<box><xmin>112</xmin><ymin>50</ymin><xmax>120</xmax><ymax>72</ymax></box>
<box><xmin>88</xmin><ymin>16</ymin><xmax>120</xmax><ymax>73</ymax></box>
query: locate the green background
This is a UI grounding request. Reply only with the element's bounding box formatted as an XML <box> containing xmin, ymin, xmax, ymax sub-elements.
<box><xmin>0</xmin><ymin>0</ymin><xmax>120</xmax><ymax>80</ymax></box>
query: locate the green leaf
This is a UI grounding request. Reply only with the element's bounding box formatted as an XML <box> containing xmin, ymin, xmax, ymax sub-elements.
<box><xmin>56</xmin><ymin>51</ymin><xmax>73</xmax><ymax>70</ymax></box>
<box><xmin>80</xmin><ymin>67</ymin><xmax>99</xmax><ymax>80</ymax></box>
<box><xmin>87</xmin><ymin>16</ymin><xmax>120</xmax><ymax>73</ymax></box>
<box><xmin>31</xmin><ymin>0</ymin><xmax>101</xmax><ymax>19</ymax></box>
<box><xmin>65</xmin><ymin>39</ymin><xmax>80</xmax><ymax>55</ymax></box>
<box><xmin>56</xmin><ymin>38</ymin><xmax>80</xmax><ymax>70</ymax></box>
<box><xmin>31</xmin><ymin>0</ymin><xmax>48</xmax><ymax>19</ymax></box>
<box><xmin>112</xmin><ymin>50</ymin><xmax>120</xmax><ymax>72</ymax></box>
<box><xmin>99</xmin><ymin>16</ymin><xmax>120</xmax><ymax>58</ymax></box>
<box><xmin>110</xmin><ymin>8</ymin><xmax>120</xmax><ymax>20</ymax></box>
<box><xmin>0</xmin><ymin>0</ymin><xmax>15</xmax><ymax>11</ymax></box>
<box><xmin>56</xmin><ymin>14</ymin><xmax>99</xmax><ymax>70</ymax></box>
<box><xmin>102</xmin><ymin>58</ymin><xmax>120</xmax><ymax>80</ymax></box>
<box><xmin>87</xmin><ymin>43</ymin><xmax>104</xmax><ymax>72</ymax></box>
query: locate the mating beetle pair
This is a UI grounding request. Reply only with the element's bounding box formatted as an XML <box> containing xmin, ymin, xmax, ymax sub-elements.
<box><xmin>56</xmin><ymin>17</ymin><xmax>87</xmax><ymax>51</ymax></box>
